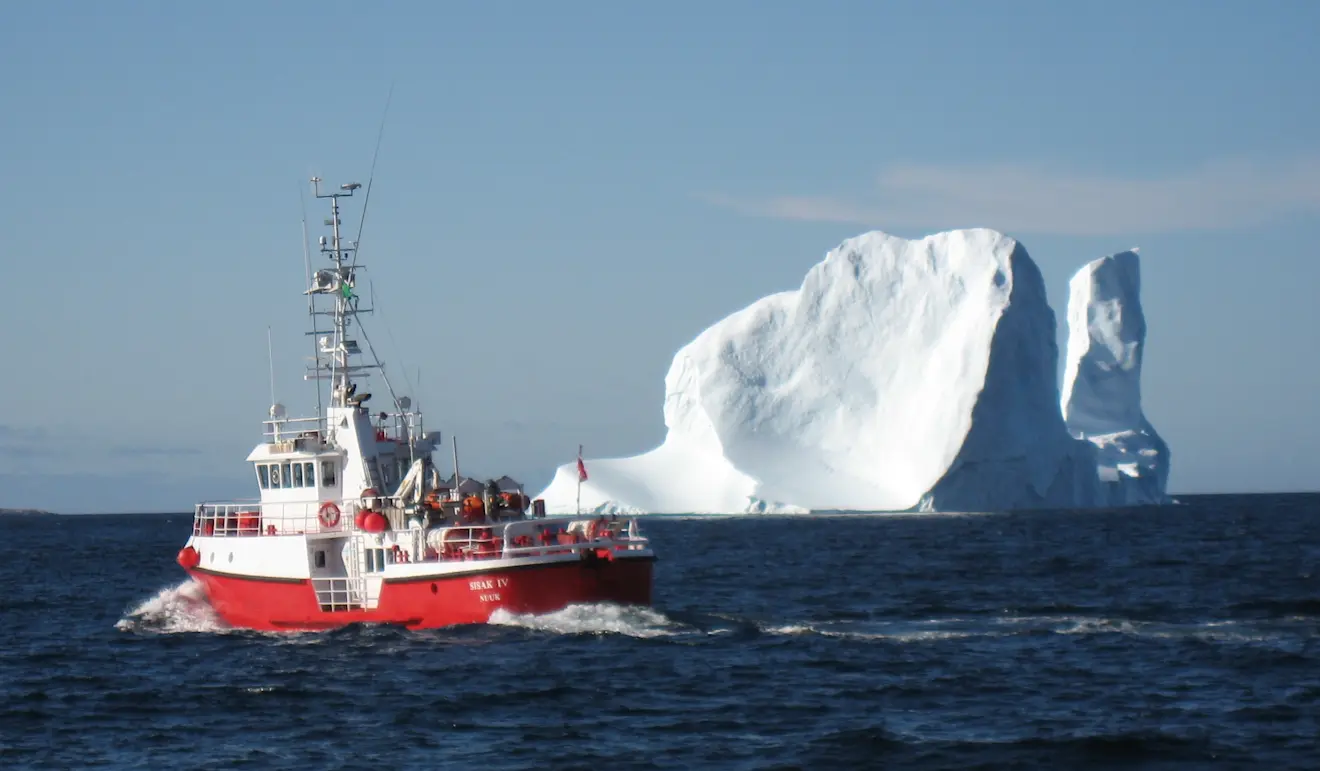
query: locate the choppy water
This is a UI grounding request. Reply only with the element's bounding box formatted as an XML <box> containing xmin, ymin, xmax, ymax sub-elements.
<box><xmin>2</xmin><ymin>493</ymin><xmax>1318</xmax><ymax>769</ymax></box>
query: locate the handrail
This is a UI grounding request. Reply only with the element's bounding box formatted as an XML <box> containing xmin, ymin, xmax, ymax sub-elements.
<box><xmin>420</xmin><ymin>520</ymin><xmax>650</xmax><ymax>562</ymax></box>
<box><xmin>261</xmin><ymin>415</ymin><xmax>325</xmax><ymax>426</ymax></box>
<box><xmin>192</xmin><ymin>493</ymin><xmax>413</xmax><ymax>537</ymax></box>
<box><xmin>192</xmin><ymin>503</ymin><xmax>653</xmax><ymax>562</ymax></box>
<box><xmin>192</xmin><ymin>500</ymin><xmax>362</xmax><ymax>536</ymax></box>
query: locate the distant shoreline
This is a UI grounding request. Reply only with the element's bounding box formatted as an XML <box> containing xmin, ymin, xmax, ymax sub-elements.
<box><xmin>0</xmin><ymin>508</ymin><xmax>57</xmax><ymax>516</ymax></box>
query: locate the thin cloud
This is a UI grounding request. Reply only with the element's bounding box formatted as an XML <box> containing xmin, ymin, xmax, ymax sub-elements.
<box><xmin>111</xmin><ymin>446</ymin><xmax>205</xmax><ymax>458</ymax></box>
<box><xmin>0</xmin><ymin>426</ymin><xmax>208</xmax><ymax>467</ymax></box>
<box><xmin>699</xmin><ymin>156</ymin><xmax>1320</xmax><ymax>236</ymax></box>
<box><xmin>0</xmin><ymin>425</ymin><xmax>54</xmax><ymax>458</ymax></box>
<box><xmin>0</xmin><ymin>425</ymin><xmax>47</xmax><ymax>441</ymax></box>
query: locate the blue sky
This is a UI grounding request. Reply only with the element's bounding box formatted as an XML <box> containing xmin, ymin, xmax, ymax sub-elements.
<box><xmin>2</xmin><ymin>1</ymin><xmax>1318</xmax><ymax>512</ymax></box>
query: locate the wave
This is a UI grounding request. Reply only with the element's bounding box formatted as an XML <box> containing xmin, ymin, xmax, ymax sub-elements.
<box><xmin>488</xmin><ymin>602</ymin><xmax>691</xmax><ymax>638</ymax></box>
<box><xmin>111</xmin><ymin>584</ymin><xmax>1315</xmax><ymax>649</ymax></box>
<box><xmin>763</xmin><ymin>620</ymin><xmax>991</xmax><ymax>642</ymax></box>
<box><xmin>115</xmin><ymin>579</ymin><xmax>232</xmax><ymax>635</ymax></box>
<box><xmin>758</xmin><ymin>613</ymin><xmax>1316</xmax><ymax>645</ymax></box>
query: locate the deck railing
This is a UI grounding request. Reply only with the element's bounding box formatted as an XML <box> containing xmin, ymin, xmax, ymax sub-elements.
<box><xmin>422</xmin><ymin>520</ymin><xmax>650</xmax><ymax>563</ymax></box>
<box><xmin>191</xmin><ymin>501</ymin><xmax>353</xmax><ymax>537</ymax></box>
<box><xmin>192</xmin><ymin>503</ymin><xmax>652</xmax><ymax>562</ymax></box>
<box><xmin>191</xmin><ymin>498</ymin><xmax>396</xmax><ymax>537</ymax></box>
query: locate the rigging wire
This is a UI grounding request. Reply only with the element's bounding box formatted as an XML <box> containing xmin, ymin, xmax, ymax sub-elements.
<box><xmin>351</xmin><ymin>80</ymin><xmax>393</xmax><ymax>272</ymax></box>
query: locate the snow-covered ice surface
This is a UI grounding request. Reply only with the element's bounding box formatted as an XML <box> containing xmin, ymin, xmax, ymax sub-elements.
<box><xmin>538</xmin><ymin>229</ymin><xmax>1169</xmax><ymax>514</ymax></box>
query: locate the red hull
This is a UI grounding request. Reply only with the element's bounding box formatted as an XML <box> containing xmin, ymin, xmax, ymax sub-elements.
<box><xmin>187</xmin><ymin>554</ymin><xmax>654</xmax><ymax>631</ymax></box>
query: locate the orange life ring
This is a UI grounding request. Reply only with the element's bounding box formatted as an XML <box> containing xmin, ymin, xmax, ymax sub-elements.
<box><xmin>318</xmin><ymin>501</ymin><xmax>341</xmax><ymax>528</ymax></box>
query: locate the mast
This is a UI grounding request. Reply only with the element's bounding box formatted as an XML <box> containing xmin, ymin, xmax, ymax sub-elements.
<box><xmin>303</xmin><ymin>177</ymin><xmax>422</xmax><ymax>459</ymax></box>
<box><xmin>312</xmin><ymin>176</ymin><xmax>359</xmax><ymax>411</ymax></box>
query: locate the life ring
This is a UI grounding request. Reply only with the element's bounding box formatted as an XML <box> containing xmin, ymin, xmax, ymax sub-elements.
<box><xmin>318</xmin><ymin>501</ymin><xmax>341</xmax><ymax>528</ymax></box>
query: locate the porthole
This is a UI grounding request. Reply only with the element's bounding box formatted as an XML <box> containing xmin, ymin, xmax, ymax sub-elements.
<box><xmin>430</xmin><ymin>583</ymin><xmax>438</xmax><ymax>594</ymax></box>
<box><xmin>228</xmin><ymin>552</ymin><xmax>234</xmax><ymax>563</ymax></box>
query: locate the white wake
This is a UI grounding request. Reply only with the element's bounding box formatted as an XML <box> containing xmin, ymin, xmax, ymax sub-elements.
<box><xmin>760</xmin><ymin>614</ymin><xmax>1311</xmax><ymax>645</ymax></box>
<box><xmin>488</xmin><ymin>602</ymin><xmax>690</xmax><ymax>638</ymax></box>
<box><xmin>115</xmin><ymin>579</ymin><xmax>231</xmax><ymax>634</ymax></box>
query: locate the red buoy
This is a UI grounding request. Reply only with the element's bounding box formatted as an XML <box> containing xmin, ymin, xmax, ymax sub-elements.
<box><xmin>177</xmin><ymin>546</ymin><xmax>201</xmax><ymax>569</ymax></box>
<box><xmin>362</xmin><ymin>512</ymin><xmax>388</xmax><ymax>533</ymax></box>
<box><xmin>354</xmin><ymin>508</ymin><xmax>369</xmax><ymax>529</ymax></box>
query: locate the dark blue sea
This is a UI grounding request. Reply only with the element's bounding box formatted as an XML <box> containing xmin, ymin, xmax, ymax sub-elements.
<box><xmin>2</xmin><ymin>493</ymin><xmax>1318</xmax><ymax>769</ymax></box>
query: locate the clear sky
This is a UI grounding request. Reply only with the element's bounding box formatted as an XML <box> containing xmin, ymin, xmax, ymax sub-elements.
<box><xmin>3</xmin><ymin>1</ymin><xmax>1318</xmax><ymax>512</ymax></box>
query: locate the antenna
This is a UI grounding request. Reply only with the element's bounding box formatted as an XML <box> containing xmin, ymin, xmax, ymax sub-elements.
<box><xmin>299</xmin><ymin>183</ymin><xmax>323</xmax><ymax>421</ymax></box>
<box><xmin>267</xmin><ymin>326</ymin><xmax>277</xmax><ymax>407</ymax></box>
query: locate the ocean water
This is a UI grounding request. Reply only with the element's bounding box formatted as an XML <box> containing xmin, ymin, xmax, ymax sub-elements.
<box><xmin>2</xmin><ymin>493</ymin><xmax>1318</xmax><ymax>769</ymax></box>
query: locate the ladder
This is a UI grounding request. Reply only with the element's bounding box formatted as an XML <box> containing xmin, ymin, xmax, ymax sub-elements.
<box><xmin>313</xmin><ymin>537</ymin><xmax>370</xmax><ymax>612</ymax></box>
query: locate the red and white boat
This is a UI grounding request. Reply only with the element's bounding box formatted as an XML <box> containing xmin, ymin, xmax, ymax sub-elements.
<box><xmin>175</xmin><ymin>176</ymin><xmax>656</xmax><ymax>631</ymax></box>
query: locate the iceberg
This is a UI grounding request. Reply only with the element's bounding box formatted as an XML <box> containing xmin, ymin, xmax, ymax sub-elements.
<box><xmin>536</xmin><ymin>229</ymin><xmax>1170</xmax><ymax>514</ymax></box>
<box><xmin>1060</xmin><ymin>250</ymin><xmax>1171</xmax><ymax>505</ymax></box>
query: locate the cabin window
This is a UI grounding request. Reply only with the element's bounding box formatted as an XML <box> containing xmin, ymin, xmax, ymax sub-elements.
<box><xmin>293</xmin><ymin>463</ymin><xmax>304</xmax><ymax>488</ymax></box>
<box><xmin>257</xmin><ymin>464</ymin><xmax>270</xmax><ymax>489</ymax></box>
<box><xmin>269</xmin><ymin>463</ymin><xmax>282</xmax><ymax>488</ymax></box>
<box><xmin>314</xmin><ymin>550</ymin><xmax>326</xmax><ymax>569</ymax></box>
<box><xmin>321</xmin><ymin>461</ymin><xmax>337</xmax><ymax>487</ymax></box>
<box><xmin>364</xmin><ymin>547</ymin><xmax>387</xmax><ymax>573</ymax></box>
<box><xmin>304</xmin><ymin>462</ymin><xmax>316</xmax><ymax>488</ymax></box>
<box><xmin>282</xmin><ymin>463</ymin><xmax>292</xmax><ymax>489</ymax></box>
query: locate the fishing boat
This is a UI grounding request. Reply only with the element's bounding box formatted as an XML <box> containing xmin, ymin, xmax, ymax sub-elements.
<box><xmin>175</xmin><ymin>176</ymin><xmax>656</xmax><ymax>631</ymax></box>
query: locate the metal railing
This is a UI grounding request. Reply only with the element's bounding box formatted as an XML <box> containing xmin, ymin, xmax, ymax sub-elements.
<box><xmin>193</xmin><ymin>503</ymin><xmax>653</xmax><ymax>563</ymax></box>
<box><xmin>192</xmin><ymin>503</ymin><xmax>269</xmax><ymax>537</ymax></box>
<box><xmin>261</xmin><ymin>415</ymin><xmax>326</xmax><ymax>443</ymax></box>
<box><xmin>192</xmin><ymin>500</ymin><xmax>378</xmax><ymax>537</ymax></box>
<box><xmin>420</xmin><ymin>519</ymin><xmax>651</xmax><ymax>562</ymax></box>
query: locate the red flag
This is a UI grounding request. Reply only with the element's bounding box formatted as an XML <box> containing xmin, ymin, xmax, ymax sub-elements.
<box><xmin>577</xmin><ymin>456</ymin><xmax>588</xmax><ymax>482</ymax></box>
